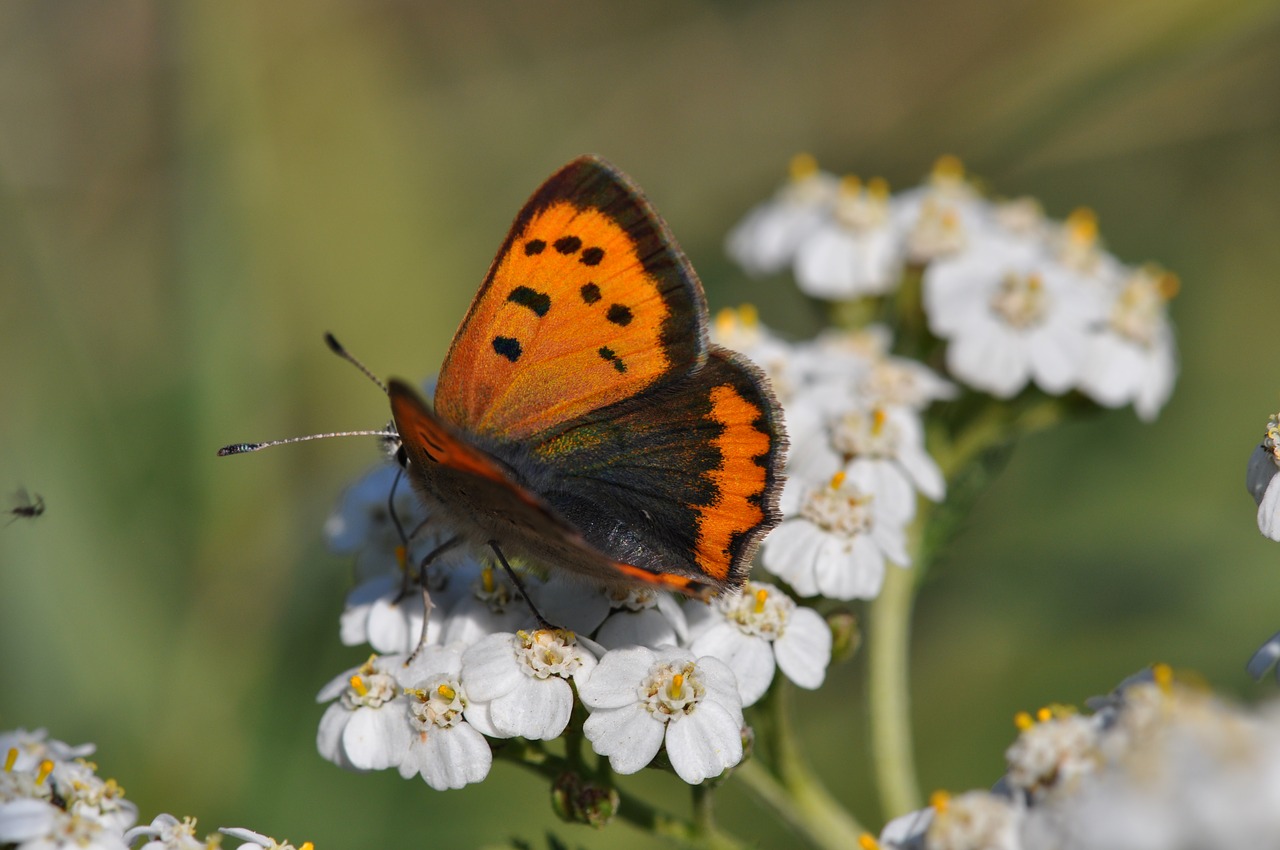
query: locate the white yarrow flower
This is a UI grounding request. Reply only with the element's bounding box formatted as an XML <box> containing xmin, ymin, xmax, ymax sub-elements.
<box><xmin>727</xmin><ymin>154</ymin><xmax>838</xmax><ymax>276</ymax></box>
<box><xmin>686</xmin><ymin>581</ymin><xmax>831</xmax><ymax>706</ymax></box>
<box><xmin>219</xmin><ymin>827</ymin><xmax>310</xmax><ymax>850</ymax></box>
<box><xmin>324</xmin><ymin>462</ymin><xmax>428</xmax><ymax>579</ymax></box>
<box><xmin>595</xmin><ymin>588</ymin><xmax>688</xmax><ymax>650</ymax></box>
<box><xmin>0</xmin><ymin>800</ymin><xmax>129</xmax><ymax>850</ymax></box>
<box><xmin>1249</xmin><ymin>414</ymin><xmax>1280</xmax><ymax>542</ymax></box>
<box><xmin>125</xmin><ymin>814</ymin><xmax>215</xmax><ymax>850</ymax></box>
<box><xmin>398</xmin><ymin>645</ymin><xmax>493</xmax><ymax>790</ymax></box>
<box><xmin>926</xmin><ymin>791</ymin><xmax>1023</xmax><ymax>850</ymax></box>
<box><xmin>763</xmin><ymin>470</ymin><xmax>910</xmax><ymax>600</ymax></box>
<box><xmin>1078</xmin><ymin>265</ymin><xmax>1178</xmax><ymax>421</ymax></box>
<box><xmin>315</xmin><ymin>653</ymin><xmax>413</xmax><ymax>772</ymax></box>
<box><xmin>461</xmin><ymin>629</ymin><xmax>596</xmax><ymax>740</ymax></box>
<box><xmin>891</xmin><ymin>155</ymin><xmax>988</xmax><ymax>263</ymax></box>
<box><xmin>794</xmin><ymin>175</ymin><xmax>902</xmax><ymax>299</ymax></box>
<box><xmin>1004</xmin><ymin>712</ymin><xmax>1102</xmax><ymax>800</ymax></box>
<box><xmin>925</xmin><ymin>232</ymin><xmax>1100</xmax><ymax>397</ymax></box>
<box><xmin>580</xmin><ymin>646</ymin><xmax>744</xmax><ymax>784</ymax></box>
<box><xmin>441</xmin><ymin>566</ymin><xmax>537</xmax><ymax>645</ymax></box>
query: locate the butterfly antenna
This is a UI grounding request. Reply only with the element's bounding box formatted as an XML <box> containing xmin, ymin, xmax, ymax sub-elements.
<box><xmin>217</xmin><ymin>429</ymin><xmax>394</xmax><ymax>457</ymax></box>
<box><xmin>325</xmin><ymin>332</ymin><xmax>389</xmax><ymax>395</ymax></box>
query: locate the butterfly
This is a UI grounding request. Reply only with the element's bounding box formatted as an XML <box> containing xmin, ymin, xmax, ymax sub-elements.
<box><xmin>385</xmin><ymin>156</ymin><xmax>786</xmax><ymax>599</ymax></box>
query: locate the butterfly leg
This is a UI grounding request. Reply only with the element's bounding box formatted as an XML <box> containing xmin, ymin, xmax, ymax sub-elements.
<box><xmin>406</xmin><ymin>534</ymin><xmax>464</xmax><ymax>664</ymax></box>
<box><xmin>487</xmin><ymin>541</ymin><xmax>557</xmax><ymax>631</ymax></box>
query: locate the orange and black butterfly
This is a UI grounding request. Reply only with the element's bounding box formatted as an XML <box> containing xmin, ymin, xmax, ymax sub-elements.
<box><xmin>387</xmin><ymin>156</ymin><xmax>787</xmax><ymax>598</ymax></box>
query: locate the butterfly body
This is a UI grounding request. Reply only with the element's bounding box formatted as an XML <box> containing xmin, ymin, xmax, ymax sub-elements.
<box><xmin>391</xmin><ymin>157</ymin><xmax>786</xmax><ymax>599</ymax></box>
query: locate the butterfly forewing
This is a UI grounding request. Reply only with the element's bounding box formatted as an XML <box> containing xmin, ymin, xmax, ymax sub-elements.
<box><xmin>434</xmin><ymin>157</ymin><xmax>708</xmax><ymax>441</ymax></box>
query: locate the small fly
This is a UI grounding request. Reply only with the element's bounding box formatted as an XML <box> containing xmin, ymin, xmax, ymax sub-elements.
<box><xmin>6</xmin><ymin>489</ymin><xmax>45</xmax><ymax>526</ymax></box>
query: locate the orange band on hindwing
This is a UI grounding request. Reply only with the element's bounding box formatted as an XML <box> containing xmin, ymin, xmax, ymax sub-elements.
<box><xmin>694</xmin><ymin>384</ymin><xmax>773</xmax><ymax>581</ymax></box>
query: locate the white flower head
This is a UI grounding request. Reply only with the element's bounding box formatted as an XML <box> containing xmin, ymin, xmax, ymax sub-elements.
<box><xmin>527</xmin><ymin>578</ymin><xmax>614</xmax><ymax>636</ymax></box>
<box><xmin>1017</xmin><ymin>671</ymin><xmax>1280</xmax><ymax>850</ymax></box>
<box><xmin>993</xmin><ymin>196</ymin><xmax>1049</xmax><ymax>242</ymax></box>
<box><xmin>857</xmin><ymin>353</ymin><xmax>958</xmax><ymax>413</ymax></box>
<box><xmin>1249</xmin><ymin>413</ymin><xmax>1280</xmax><ymax>542</ymax></box>
<box><xmin>461</xmin><ymin>629</ymin><xmax>597</xmax><ymax>740</ymax></box>
<box><xmin>324</xmin><ymin>462</ymin><xmax>429</xmax><ymax>579</ymax></box>
<box><xmin>726</xmin><ymin>153</ymin><xmax>838</xmax><ymax>276</ymax></box>
<box><xmin>595</xmin><ymin>588</ymin><xmax>688</xmax><ymax>650</ymax></box>
<box><xmin>794</xmin><ymin>174</ymin><xmax>903</xmax><ymax>299</ymax></box>
<box><xmin>891</xmin><ymin>155</ymin><xmax>988</xmax><ymax>263</ymax></box>
<box><xmin>1048</xmin><ymin>207</ymin><xmax>1125</xmax><ymax>283</ymax></box>
<box><xmin>1079</xmin><ymin>264</ymin><xmax>1178</xmax><ymax>421</ymax></box>
<box><xmin>125</xmin><ymin>814</ymin><xmax>217</xmax><ymax>850</ymax></box>
<box><xmin>46</xmin><ymin>760</ymin><xmax>136</xmax><ymax>834</ymax></box>
<box><xmin>315</xmin><ymin>653</ymin><xmax>414</xmax><ymax>772</ymax></box>
<box><xmin>441</xmin><ymin>565</ymin><xmax>537</xmax><ymax>646</ymax></box>
<box><xmin>397</xmin><ymin>645</ymin><xmax>493</xmax><ymax>790</ymax></box>
<box><xmin>0</xmin><ymin>730</ymin><xmax>94</xmax><ymax>774</ymax></box>
<box><xmin>340</xmin><ymin>555</ymin><xmax>482</xmax><ymax>654</ymax></box>
<box><xmin>711</xmin><ymin>307</ymin><xmax>805</xmax><ymax>404</ymax></box>
<box><xmin>763</xmin><ymin>469</ymin><xmax>910</xmax><ymax>601</ymax></box>
<box><xmin>925</xmin><ymin>231</ymin><xmax>1101</xmax><ymax>398</ymax></box>
<box><xmin>219</xmin><ymin>827</ymin><xmax>312</xmax><ymax>850</ymax></box>
<box><xmin>686</xmin><ymin>581</ymin><xmax>831</xmax><ymax>706</ymax></box>
<box><xmin>831</xmin><ymin>405</ymin><xmax>945</xmax><ymax>513</ymax></box>
<box><xmin>1005</xmin><ymin>710</ymin><xmax>1103</xmax><ymax>800</ymax></box>
<box><xmin>925</xmin><ymin>791</ymin><xmax>1022</xmax><ymax>850</ymax></box>
<box><xmin>0</xmin><ymin>799</ymin><xmax>128</xmax><ymax>850</ymax></box>
<box><xmin>580</xmin><ymin>646</ymin><xmax>744</xmax><ymax>784</ymax></box>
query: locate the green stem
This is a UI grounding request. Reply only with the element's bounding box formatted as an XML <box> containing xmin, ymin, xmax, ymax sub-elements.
<box><xmin>495</xmin><ymin>743</ymin><xmax>746</xmax><ymax>850</ymax></box>
<box><xmin>868</xmin><ymin>547</ymin><xmax>923</xmax><ymax>820</ymax></box>
<box><xmin>866</xmin><ymin>393</ymin><xmax>1068</xmax><ymax>821</ymax></box>
<box><xmin>691</xmin><ymin>784</ymin><xmax>717</xmax><ymax>840</ymax></box>
<box><xmin>738</xmin><ymin>682</ymin><xmax>867</xmax><ymax>849</ymax></box>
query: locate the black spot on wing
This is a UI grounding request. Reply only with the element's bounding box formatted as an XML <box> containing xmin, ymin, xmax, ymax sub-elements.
<box><xmin>524</xmin><ymin>239</ymin><xmax>546</xmax><ymax>255</ymax></box>
<box><xmin>554</xmin><ymin>235</ymin><xmax>582</xmax><ymax>254</ymax></box>
<box><xmin>493</xmin><ymin>336</ymin><xmax>522</xmax><ymax>362</ymax></box>
<box><xmin>606</xmin><ymin>304</ymin><xmax>633</xmax><ymax>326</ymax></box>
<box><xmin>580</xmin><ymin>283</ymin><xmax>602</xmax><ymax>304</ymax></box>
<box><xmin>580</xmin><ymin>246</ymin><xmax>605</xmax><ymax>266</ymax></box>
<box><xmin>507</xmin><ymin>285</ymin><xmax>551</xmax><ymax>317</ymax></box>
<box><xmin>598</xmin><ymin>346</ymin><xmax>627</xmax><ymax>373</ymax></box>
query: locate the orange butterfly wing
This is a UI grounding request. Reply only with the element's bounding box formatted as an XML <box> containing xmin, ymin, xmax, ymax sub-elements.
<box><xmin>434</xmin><ymin>156</ymin><xmax>707</xmax><ymax>440</ymax></box>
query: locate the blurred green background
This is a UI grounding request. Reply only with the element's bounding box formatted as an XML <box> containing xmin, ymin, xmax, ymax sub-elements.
<box><xmin>3</xmin><ymin>1</ymin><xmax>1280</xmax><ymax>847</ymax></box>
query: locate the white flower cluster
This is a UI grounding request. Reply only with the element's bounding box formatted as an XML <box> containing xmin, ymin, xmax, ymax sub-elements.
<box><xmin>1247</xmin><ymin>411</ymin><xmax>1280</xmax><ymax>543</ymax></box>
<box><xmin>0</xmin><ymin>728</ymin><xmax>305</xmax><ymax>850</ymax></box>
<box><xmin>871</xmin><ymin>668</ymin><xmax>1280</xmax><ymax>850</ymax></box>
<box><xmin>727</xmin><ymin>154</ymin><xmax>1178</xmax><ymax>421</ymax></box>
<box><xmin>713</xmin><ymin>309</ymin><xmax>950</xmax><ymax>600</ymax></box>
<box><xmin>320</xmin><ymin>470</ymin><xmax>835</xmax><ymax>789</ymax></box>
<box><xmin>1244</xmin><ymin>414</ymin><xmax>1280</xmax><ymax>685</ymax></box>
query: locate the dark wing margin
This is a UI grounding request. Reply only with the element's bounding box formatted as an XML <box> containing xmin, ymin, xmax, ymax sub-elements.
<box><xmin>524</xmin><ymin>346</ymin><xmax>787</xmax><ymax>593</ymax></box>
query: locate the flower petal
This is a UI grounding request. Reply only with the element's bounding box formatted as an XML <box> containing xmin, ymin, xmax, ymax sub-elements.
<box><xmin>775</xmin><ymin>608</ymin><xmax>832</xmax><ymax>690</ymax></box>
<box><xmin>418</xmin><ymin>725</ymin><xmax>492</xmax><ymax>790</ymax></box>
<box><xmin>664</xmin><ymin>700</ymin><xmax>744</xmax><ymax>784</ymax></box>
<box><xmin>690</xmin><ymin>623</ymin><xmax>775</xmax><ymax>706</ymax></box>
<box><xmin>459</xmin><ymin>633</ymin><xmax>523</xmax><ymax>702</ymax></box>
<box><xmin>579</xmin><ymin>646</ymin><xmax>655</xmax><ymax>709</ymax></box>
<box><xmin>490</xmin><ymin>677</ymin><xmax>572</xmax><ymax>741</ymax></box>
<box><xmin>584</xmin><ymin>703</ymin><xmax>665</xmax><ymax>774</ymax></box>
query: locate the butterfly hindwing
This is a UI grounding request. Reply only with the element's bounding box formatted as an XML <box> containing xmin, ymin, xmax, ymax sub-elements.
<box><xmin>434</xmin><ymin>156</ymin><xmax>709</xmax><ymax>441</ymax></box>
<box><xmin>523</xmin><ymin>346</ymin><xmax>786</xmax><ymax>592</ymax></box>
